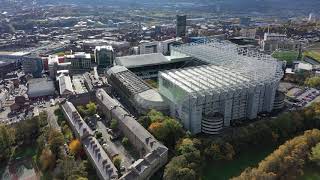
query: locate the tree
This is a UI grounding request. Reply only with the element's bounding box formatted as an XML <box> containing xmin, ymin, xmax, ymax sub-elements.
<box><xmin>148</xmin><ymin>122</ymin><xmax>164</xmax><ymax>138</ymax></box>
<box><xmin>138</xmin><ymin>116</ymin><xmax>151</xmax><ymax>128</ymax></box>
<box><xmin>233</xmin><ymin>129</ymin><xmax>320</xmax><ymax>180</ymax></box>
<box><xmin>95</xmin><ymin>132</ymin><xmax>102</xmax><ymax>139</ymax></box>
<box><xmin>77</xmin><ymin>105</ymin><xmax>87</xmax><ymax>117</ymax></box>
<box><xmin>122</xmin><ymin>137</ymin><xmax>130</xmax><ymax>148</ymax></box>
<box><xmin>15</xmin><ymin>116</ymin><xmax>40</xmax><ymax>143</ymax></box>
<box><xmin>149</xmin><ymin>118</ymin><xmax>185</xmax><ymax>148</ymax></box>
<box><xmin>69</xmin><ymin>139</ymin><xmax>81</xmax><ymax>155</ymax></box>
<box><xmin>110</xmin><ymin>119</ymin><xmax>118</xmax><ymax>130</ymax></box>
<box><xmin>147</xmin><ymin>109</ymin><xmax>165</xmax><ymax>122</ymax></box>
<box><xmin>39</xmin><ymin>147</ymin><xmax>56</xmax><ymax>171</ymax></box>
<box><xmin>86</xmin><ymin>102</ymin><xmax>97</xmax><ymax>116</ymax></box>
<box><xmin>56</xmin><ymin>155</ymin><xmax>88</xmax><ymax>180</ymax></box>
<box><xmin>38</xmin><ymin>111</ymin><xmax>48</xmax><ymax>127</ymax></box>
<box><xmin>310</xmin><ymin>143</ymin><xmax>320</xmax><ymax>166</ymax></box>
<box><xmin>77</xmin><ymin>102</ymin><xmax>97</xmax><ymax>117</ymax></box>
<box><xmin>113</xmin><ymin>155</ymin><xmax>122</xmax><ymax>170</ymax></box>
<box><xmin>204</xmin><ymin>143</ymin><xmax>223</xmax><ymax>161</ymax></box>
<box><xmin>305</xmin><ymin>76</ymin><xmax>320</xmax><ymax>88</ymax></box>
<box><xmin>48</xmin><ymin>129</ymin><xmax>64</xmax><ymax>158</ymax></box>
<box><xmin>55</xmin><ymin>108</ymin><xmax>66</xmax><ymax>125</ymax></box>
<box><xmin>223</xmin><ymin>143</ymin><xmax>235</xmax><ymax>160</ymax></box>
<box><xmin>164</xmin><ymin>155</ymin><xmax>197</xmax><ymax>180</ymax></box>
<box><xmin>0</xmin><ymin>125</ymin><xmax>15</xmax><ymax>161</ymax></box>
<box><xmin>176</xmin><ymin>138</ymin><xmax>197</xmax><ymax>155</ymax></box>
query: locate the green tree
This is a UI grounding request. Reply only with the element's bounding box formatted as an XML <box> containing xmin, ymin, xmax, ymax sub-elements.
<box><xmin>77</xmin><ymin>105</ymin><xmax>87</xmax><ymax>117</ymax></box>
<box><xmin>95</xmin><ymin>132</ymin><xmax>102</xmax><ymax>139</ymax></box>
<box><xmin>0</xmin><ymin>125</ymin><xmax>15</xmax><ymax>161</ymax></box>
<box><xmin>147</xmin><ymin>109</ymin><xmax>165</xmax><ymax>122</ymax></box>
<box><xmin>138</xmin><ymin>116</ymin><xmax>151</xmax><ymax>128</ymax></box>
<box><xmin>204</xmin><ymin>143</ymin><xmax>223</xmax><ymax>161</ymax></box>
<box><xmin>15</xmin><ymin>116</ymin><xmax>40</xmax><ymax>143</ymax></box>
<box><xmin>56</xmin><ymin>155</ymin><xmax>88</xmax><ymax>180</ymax></box>
<box><xmin>176</xmin><ymin>138</ymin><xmax>197</xmax><ymax>155</ymax></box>
<box><xmin>310</xmin><ymin>143</ymin><xmax>320</xmax><ymax>166</ymax></box>
<box><xmin>86</xmin><ymin>102</ymin><xmax>97</xmax><ymax>116</ymax></box>
<box><xmin>113</xmin><ymin>155</ymin><xmax>122</xmax><ymax>170</ymax></box>
<box><xmin>122</xmin><ymin>137</ymin><xmax>130</xmax><ymax>148</ymax></box>
<box><xmin>164</xmin><ymin>155</ymin><xmax>197</xmax><ymax>180</ymax></box>
<box><xmin>305</xmin><ymin>76</ymin><xmax>320</xmax><ymax>88</ymax></box>
<box><xmin>110</xmin><ymin>119</ymin><xmax>118</xmax><ymax>130</ymax></box>
<box><xmin>149</xmin><ymin>118</ymin><xmax>185</xmax><ymax>148</ymax></box>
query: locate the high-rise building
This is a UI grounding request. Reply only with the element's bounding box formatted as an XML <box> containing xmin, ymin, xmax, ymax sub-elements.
<box><xmin>176</xmin><ymin>15</ymin><xmax>187</xmax><ymax>37</ymax></box>
<box><xmin>22</xmin><ymin>56</ymin><xmax>43</xmax><ymax>78</ymax></box>
<box><xmin>94</xmin><ymin>46</ymin><xmax>114</xmax><ymax>69</ymax></box>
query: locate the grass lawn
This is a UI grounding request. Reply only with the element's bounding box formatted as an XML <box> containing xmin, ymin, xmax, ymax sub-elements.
<box><xmin>202</xmin><ymin>146</ymin><xmax>276</xmax><ymax>180</ymax></box>
<box><xmin>304</xmin><ymin>51</ymin><xmax>320</xmax><ymax>62</ymax></box>
<box><xmin>272</xmin><ymin>50</ymin><xmax>299</xmax><ymax>64</ymax></box>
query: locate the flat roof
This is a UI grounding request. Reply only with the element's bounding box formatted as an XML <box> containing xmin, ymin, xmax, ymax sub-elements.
<box><xmin>115</xmin><ymin>53</ymin><xmax>170</xmax><ymax>68</ymax></box>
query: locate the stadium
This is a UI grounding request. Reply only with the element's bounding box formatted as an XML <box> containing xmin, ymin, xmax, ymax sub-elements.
<box><xmin>158</xmin><ymin>40</ymin><xmax>284</xmax><ymax>134</ymax></box>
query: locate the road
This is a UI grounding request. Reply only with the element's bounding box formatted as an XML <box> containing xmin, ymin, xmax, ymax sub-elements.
<box><xmin>46</xmin><ymin>105</ymin><xmax>61</xmax><ymax>132</ymax></box>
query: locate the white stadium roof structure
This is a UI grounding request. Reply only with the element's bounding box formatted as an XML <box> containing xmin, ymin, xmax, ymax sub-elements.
<box><xmin>170</xmin><ymin>39</ymin><xmax>284</xmax><ymax>85</ymax></box>
<box><xmin>159</xmin><ymin>40</ymin><xmax>284</xmax><ymax>134</ymax></box>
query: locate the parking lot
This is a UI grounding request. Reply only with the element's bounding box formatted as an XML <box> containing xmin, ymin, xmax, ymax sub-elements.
<box><xmin>0</xmin><ymin>97</ymin><xmax>53</xmax><ymax>125</ymax></box>
<box><xmin>286</xmin><ymin>87</ymin><xmax>320</xmax><ymax>108</ymax></box>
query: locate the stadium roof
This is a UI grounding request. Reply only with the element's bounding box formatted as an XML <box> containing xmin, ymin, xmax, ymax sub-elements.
<box><xmin>171</xmin><ymin>39</ymin><xmax>283</xmax><ymax>83</ymax></box>
<box><xmin>107</xmin><ymin>66</ymin><xmax>151</xmax><ymax>96</ymax></box>
<box><xmin>160</xmin><ymin>65</ymin><xmax>253</xmax><ymax>94</ymax></box>
<box><xmin>115</xmin><ymin>53</ymin><xmax>170</xmax><ymax>68</ymax></box>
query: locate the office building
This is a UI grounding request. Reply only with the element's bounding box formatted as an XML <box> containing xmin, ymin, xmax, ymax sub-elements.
<box><xmin>22</xmin><ymin>56</ymin><xmax>43</xmax><ymax>78</ymax></box>
<box><xmin>159</xmin><ymin>40</ymin><xmax>284</xmax><ymax>134</ymax></box>
<box><xmin>94</xmin><ymin>46</ymin><xmax>115</xmax><ymax>69</ymax></box>
<box><xmin>138</xmin><ymin>41</ymin><xmax>161</xmax><ymax>54</ymax></box>
<box><xmin>176</xmin><ymin>15</ymin><xmax>187</xmax><ymax>37</ymax></box>
<box><xmin>65</xmin><ymin>52</ymin><xmax>92</xmax><ymax>70</ymax></box>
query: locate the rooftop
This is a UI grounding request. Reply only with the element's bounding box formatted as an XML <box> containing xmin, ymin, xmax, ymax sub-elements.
<box><xmin>171</xmin><ymin>39</ymin><xmax>283</xmax><ymax>83</ymax></box>
<box><xmin>65</xmin><ymin>52</ymin><xmax>91</xmax><ymax>59</ymax></box>
<box><xmin>95</xmin><ymin>46</ymin><xmax>114</xmax><ymax>51</ymax></box>
<box><xmin>115</xmin><ymin>53</ymin><xmax>170</xmax><ymax>68</ymax></box>
<box><xmin>160</xmin><ymin>65</ymin><xmax>252</xmax><ymax>94</ymax></box>
<box><xmin>107</xmin><ymin>66</ymin><xmax>151</xmax><ymax>96</ymax></box>
<box><xmin>58</xmin><ymin>75</ymin><xmax>74</xmax><ymax>95</ymax></box>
